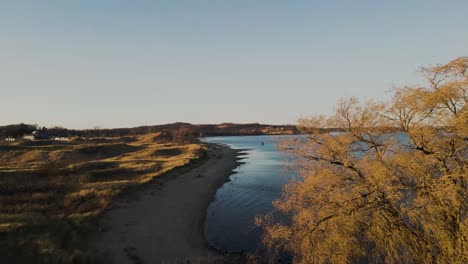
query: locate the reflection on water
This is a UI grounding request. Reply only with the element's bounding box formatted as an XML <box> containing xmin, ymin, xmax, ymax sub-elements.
<box><xmin>203</xmin><ymin>135</ymin><xmax>296</xmax><ymax>253</ymax></box>
<box><xmin>203</xmin><ymin>133</ymin><xmax>410</xmax><ymax>254</ymax></box>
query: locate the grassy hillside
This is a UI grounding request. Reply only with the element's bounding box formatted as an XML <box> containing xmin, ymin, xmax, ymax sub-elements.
<box><xmin>0</xmin><ymin>133</ymin><xmax>205</xmax><ymax>263</ymax></box>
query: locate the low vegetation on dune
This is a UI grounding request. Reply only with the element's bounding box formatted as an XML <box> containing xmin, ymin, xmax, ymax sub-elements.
<box><xmin>0</xmin><ymin>133</ymin><xmax>205</xmax><ymax>263</ymax></box>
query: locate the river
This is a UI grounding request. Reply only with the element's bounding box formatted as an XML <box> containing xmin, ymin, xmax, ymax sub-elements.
<box><xmin>203</xmin><ymin>135</ymin><xmax>296</xmax><ymax>253</ymax></box>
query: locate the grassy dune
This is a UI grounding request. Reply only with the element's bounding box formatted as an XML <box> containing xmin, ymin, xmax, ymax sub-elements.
<box><xmin>0</xmin><ymin>133</ymin><xmax>205</xmax><ymax>263</ymax></box>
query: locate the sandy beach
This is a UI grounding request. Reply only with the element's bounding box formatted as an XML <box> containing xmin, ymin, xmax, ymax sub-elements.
<box><xmin>88</xmin><ymin>143</ymin><xmax>243</xmax><ymax>264</ymax></box>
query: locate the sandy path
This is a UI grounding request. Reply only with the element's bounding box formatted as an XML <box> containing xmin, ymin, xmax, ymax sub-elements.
<box><xmin>89</xmin><ymin>144</ymin><xmax>243</xmax><ymax>264</ymax></box>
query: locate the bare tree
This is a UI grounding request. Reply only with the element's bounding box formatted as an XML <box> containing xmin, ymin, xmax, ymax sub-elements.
<box><xmin>258</xmin><ymin>57</ymin><xmax>467</xmax><ymax>263</ymax></box>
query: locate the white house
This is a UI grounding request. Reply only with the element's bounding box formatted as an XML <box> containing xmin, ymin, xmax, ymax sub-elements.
<box><xmin>22</xmin><ymin>134</ymin><xmax>35</xmax><ymax>140</ymax></box>
<box><xmin>5</xmin><ymin>137</ymin><xmax>15</xmax><ymax>142</ymax></box>
<box><xmin>53</xmin><ymin>137</ymin><xmax>70</xmax><ymax>141</ymax></box>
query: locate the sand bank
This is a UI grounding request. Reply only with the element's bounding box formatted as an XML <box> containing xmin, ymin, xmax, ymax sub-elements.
<box><xmin>89</xmin><ymin>143</ymin><xmax>243</xmax><ymax>263</ymax></box>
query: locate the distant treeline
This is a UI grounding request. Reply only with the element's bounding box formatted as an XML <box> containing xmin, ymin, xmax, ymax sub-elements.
<box><xmin>0</xmin><ymin>123</ymin><xmax>406</xmax><ymax>140</ymax></box>
<box><xmin>0</xmin><ymin>122</ymin><xmax>301</xmax><ymax>139</ymax></box>
<box><xmin>0</xmin><ymin>124</ymin><xmax>76</xmax><ymax>138</ymax></box>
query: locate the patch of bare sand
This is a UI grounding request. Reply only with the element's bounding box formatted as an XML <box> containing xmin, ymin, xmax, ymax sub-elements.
<box><xmin>89</xmin><ymin>144</ymin><xmax>243</xmax><ymax>264</ymax></box>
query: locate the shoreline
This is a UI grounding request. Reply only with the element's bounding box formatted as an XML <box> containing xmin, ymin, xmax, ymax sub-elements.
<box><xmin>88</xmin><ymin>143</ymin><xmax>245</xmax><ymax>263</ymax></box>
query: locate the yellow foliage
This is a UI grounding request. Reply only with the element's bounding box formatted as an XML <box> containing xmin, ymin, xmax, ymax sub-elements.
<box><xmin>260</xmin><ymin>57</ymin><xmax>467</xmax><ymax>263</ymax></box>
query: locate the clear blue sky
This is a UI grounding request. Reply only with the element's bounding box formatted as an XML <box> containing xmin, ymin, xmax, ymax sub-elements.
<box><xmin>1</xmin><ymin>1</ymin><xmax>467</xmax><ymax>129</ymax></box>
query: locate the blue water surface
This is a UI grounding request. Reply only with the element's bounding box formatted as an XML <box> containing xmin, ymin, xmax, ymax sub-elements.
<box><xmin>203</xmin><ymin>135</ymin><xmax>296</xmax><ymax>253</ymax></box>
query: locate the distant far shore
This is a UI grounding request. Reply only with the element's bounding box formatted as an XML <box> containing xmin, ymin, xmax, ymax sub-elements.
<box><xmin>0</xmin><ymin>122</ymin><xmax>299</xmax><ymax>142</ymax></box>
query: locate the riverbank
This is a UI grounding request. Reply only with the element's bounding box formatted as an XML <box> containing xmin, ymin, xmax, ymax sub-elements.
<box><xmin>0</xmin><ymin>133</ymin><xmax>207</xmax><ymax>263</ymax></box>
<box><xmin>88</xmin><ymin>143</ymin><xmax>244</xmax><ymax>263</ymax></box>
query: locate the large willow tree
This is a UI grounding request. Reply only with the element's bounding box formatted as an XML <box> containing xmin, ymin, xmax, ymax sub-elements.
<box><xmin>258</xmin><ymin>57</ymin><xmax>467</xmax><ymax>263</ymax></box>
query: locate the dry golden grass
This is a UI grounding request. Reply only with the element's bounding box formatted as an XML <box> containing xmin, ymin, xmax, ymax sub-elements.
<box><xmin>0</xmin><ymin>133</ymin><xmax>205</xmax><ymax>263</ymax></box>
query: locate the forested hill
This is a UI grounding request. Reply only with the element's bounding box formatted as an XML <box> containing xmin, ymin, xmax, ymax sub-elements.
<box><xmin>0</xmin><ymin>123</ymin><xmax>299</xmax><ymax>138</ymax></box>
